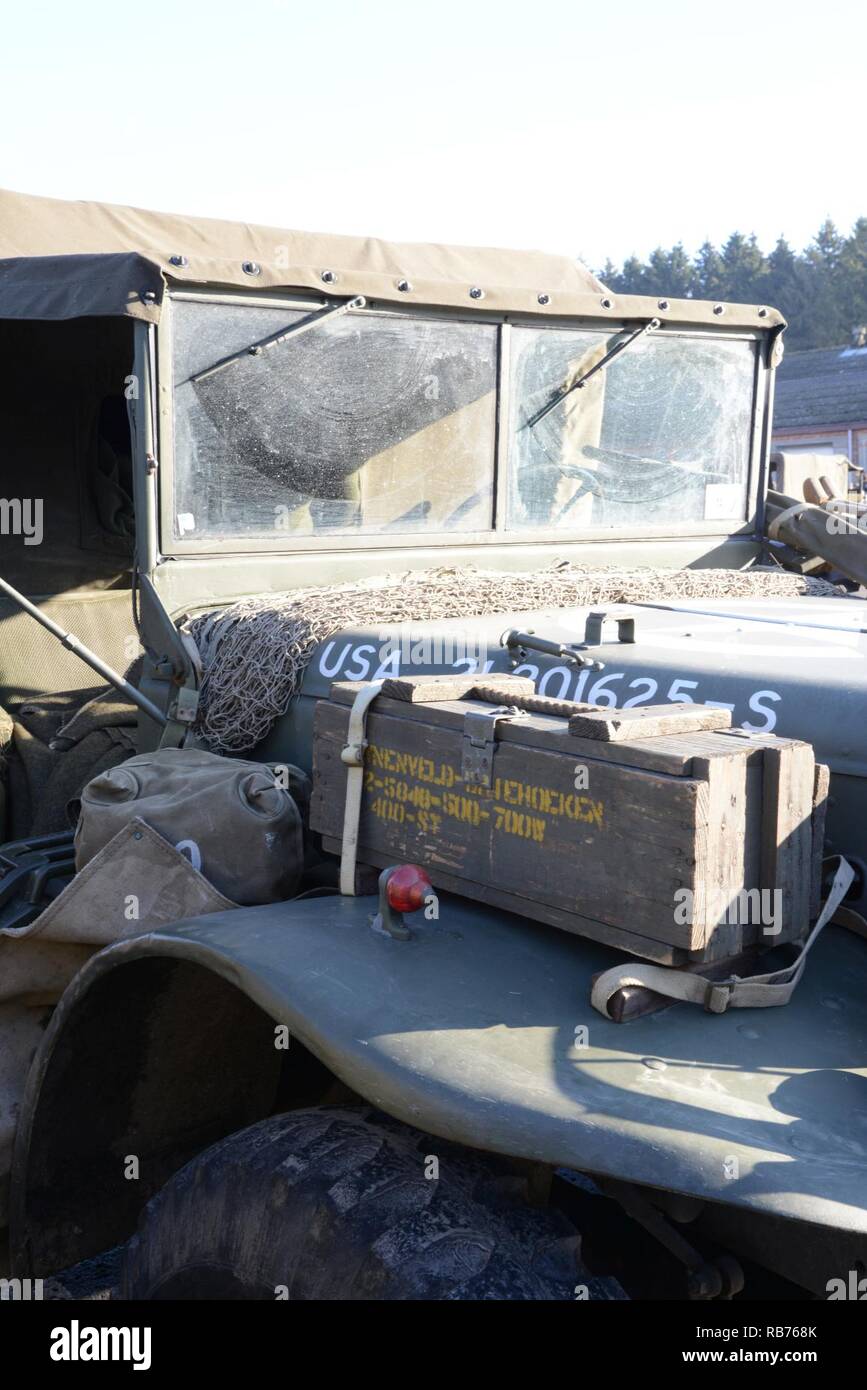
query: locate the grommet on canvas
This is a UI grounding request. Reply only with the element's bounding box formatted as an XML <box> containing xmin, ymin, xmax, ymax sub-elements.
<box><xmin>242</xmin><ymin>261</ymin><xmax>261</xmax><ymax>276</ymax></box>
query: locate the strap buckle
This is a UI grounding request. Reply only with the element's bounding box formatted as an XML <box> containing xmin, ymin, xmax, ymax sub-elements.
<box><xmin>704</xmin><ymin>980</ymin><xmax>736</xmax><ymax>1014</ymax></box>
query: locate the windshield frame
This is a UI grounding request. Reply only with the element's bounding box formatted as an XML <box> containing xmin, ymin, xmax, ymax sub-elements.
<box><xmin>156</xmin><ymin>286</ymin><xmax>768</xmax><ymax>558</ymax></box>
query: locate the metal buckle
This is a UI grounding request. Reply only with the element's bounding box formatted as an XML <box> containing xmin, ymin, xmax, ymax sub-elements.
<box><xmin>704</xmin><ymin>980</ymin><xmax>735</xmax><ymax>1014</ymax></box>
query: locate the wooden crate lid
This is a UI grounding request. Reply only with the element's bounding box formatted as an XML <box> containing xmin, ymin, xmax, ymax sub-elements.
<box><xmin>327</xmin><ymin>676</ymin><xmax>748</xmax><ymax>778</ymax></box>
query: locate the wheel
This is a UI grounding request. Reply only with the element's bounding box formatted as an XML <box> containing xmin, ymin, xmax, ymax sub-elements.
<box><xmin>120</xmin><ymin>1106</ymin><xmax>625</xmax><ymax>1300</ymax></box>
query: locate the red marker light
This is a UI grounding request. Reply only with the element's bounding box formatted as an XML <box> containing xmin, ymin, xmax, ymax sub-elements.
<box><xmin>385</xmin><ymin>864</ymin><xmax>432</xmax><ymax>914</ymax></box>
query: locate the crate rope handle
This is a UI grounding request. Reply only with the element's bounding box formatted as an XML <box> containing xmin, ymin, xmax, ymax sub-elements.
<box><xmin>470</xmin><ymin>683</ymin><xmax>594</xmax><ymax>719</ymax></box>
<box><xmin>591</xmin><ymin>857</ymin><xmax>861</xmax><ymax>1018</ymax></box>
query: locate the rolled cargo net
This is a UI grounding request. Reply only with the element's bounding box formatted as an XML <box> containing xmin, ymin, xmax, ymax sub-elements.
<box><xmin>184</xmin><ymin>564</ymin><xmax>843</xmax><ymax>753</ymax></box>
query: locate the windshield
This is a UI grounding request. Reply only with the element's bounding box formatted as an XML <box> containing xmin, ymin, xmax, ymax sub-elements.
<box><xmin>508</xmin><ymin>327</ymin><xmax>755</xmax><ymax>529</ymax></box>
<box><xmin>169</xmin><ymin>299</ymin><xmax>757</xmax><ymax>545</ymax></box>
<box><xmin>171</xmin><ymin>300</ymin><xmax>497</xmax><ymax>540</ymax></box>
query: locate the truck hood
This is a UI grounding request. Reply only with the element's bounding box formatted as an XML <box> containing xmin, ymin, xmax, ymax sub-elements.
<box><xmin>300</xmin><ymin>593</ymin><xmax>867</xmax><ymax>778</ymax></box>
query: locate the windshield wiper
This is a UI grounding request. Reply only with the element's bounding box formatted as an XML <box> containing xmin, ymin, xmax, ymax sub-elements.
<box><xmin>190</xmin><ymin>295</ymin><xmax>367</xmax><ymax>384</ymax></box>
<box><xmin>525</xmin><ymin>316</ymin><xmax>661</xmax><ymax>430</ymax></box>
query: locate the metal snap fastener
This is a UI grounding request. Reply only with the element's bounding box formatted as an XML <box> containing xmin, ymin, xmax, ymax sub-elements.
<box><xmin>169</xmin><ymin>254</ymin><xmax>189</xmax><ymax>268</ymax></box>
<box><xmin>242</xmin><ymin>261</ymin><xmax>261</xmax><ymax>276</ymax></box>
<box><xmin>321</xmin><ymin>269</ymin><xmax>337</xmax><ymax>284</ymax></box>
<box><xmin>468</xmin><ymin>286</ymin><xmax>484</xmax><ymax>299</ymax></box>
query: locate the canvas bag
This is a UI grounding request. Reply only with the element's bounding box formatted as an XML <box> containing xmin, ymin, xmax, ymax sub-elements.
<box><xmin>76</xmin><ymin>747</ymin><xmax>307</xmax><ymax>904</ymax></box>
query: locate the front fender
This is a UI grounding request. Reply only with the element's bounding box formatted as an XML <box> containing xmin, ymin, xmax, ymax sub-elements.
<box><xmin>11</xmin><ymin>890</ymin><xmax>867</xmax><ymax>1274</ymax></box>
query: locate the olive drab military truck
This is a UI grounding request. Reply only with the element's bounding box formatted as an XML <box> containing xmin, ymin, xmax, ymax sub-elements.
<box><xmin>0</xmin><ymin>188</ymin><xmax>865</xmax><ymax>1301</ymax></box>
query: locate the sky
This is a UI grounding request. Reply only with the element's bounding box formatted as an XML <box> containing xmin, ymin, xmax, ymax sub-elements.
<box><xmin>2</xmin><ymin>0</ymin><xmax>865</xmax><ymax>271</ymax></box>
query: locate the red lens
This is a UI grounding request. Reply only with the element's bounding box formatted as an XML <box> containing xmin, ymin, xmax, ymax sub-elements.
<box><xmin>386</xmin><ymin>864</ymin><xmax>433</xmax><ymax>913</ymax></box>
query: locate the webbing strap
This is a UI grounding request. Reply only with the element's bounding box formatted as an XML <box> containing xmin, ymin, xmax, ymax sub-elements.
<box><xmin>338</xmin><ymin>681</ymin><xmax>384</xmax><ymax>896</ymax></box>
<box><xmin>591</xmin><ymin>858</ymin><xmax>861</xmax><ymax>1019</ymax></box>
<box><xmin>767</xmin><ymin>499</ymin><xmax>810</xmax><ymax>541</ymax></box>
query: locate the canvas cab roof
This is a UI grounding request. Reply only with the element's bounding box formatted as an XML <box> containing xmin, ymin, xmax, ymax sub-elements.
<box><xmin>0</xmin><ymin>187</ymin><xmax>783</xmax><ymax>331</ymax></box>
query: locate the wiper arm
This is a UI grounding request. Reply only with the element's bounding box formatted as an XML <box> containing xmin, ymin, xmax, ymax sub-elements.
<box><xmin>190</xmin><ymin>295</ymin><xmax>367</xmax><ymax>384</ymax></box>
<box><xmin>525</xmin><ymin>317</ymin><xmax>661</xmax><ymax>429</ymax></box>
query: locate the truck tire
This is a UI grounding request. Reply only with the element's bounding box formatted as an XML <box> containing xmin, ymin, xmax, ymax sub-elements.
<box><xmin>120</xmin><ymin>1106</ymin><xmax>622</xmax><ymax>1300</ymax></box>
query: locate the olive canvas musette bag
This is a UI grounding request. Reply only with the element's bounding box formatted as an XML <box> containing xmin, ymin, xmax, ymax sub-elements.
<box><xmin>76</xmin><ymin>748</ymin><xmax>308</xmax><ymax>904</ymax></box>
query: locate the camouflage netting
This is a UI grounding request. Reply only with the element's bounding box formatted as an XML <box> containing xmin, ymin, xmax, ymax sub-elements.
<box><xmin>185</xmin><ymin>565</ymin><xmax>844</xmax><ymax>754</ymax></box>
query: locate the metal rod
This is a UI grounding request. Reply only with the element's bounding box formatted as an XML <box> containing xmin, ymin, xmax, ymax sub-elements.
<box><xmin>632</xmin><ymin>599</ymin><xmax>867</xmax><ymax>636</ymax></box>
<box><xmin>525</xmin><ymin>317</ymin><xmax>661</xmax><ymax>429</ymax></box>
<box><xmin>0</xmin><ymin>573</ymin><xmax>168</xmax><ymax>726</ymax></box>
<box><xmin>190</xmin><ymin>295</ymin><xmax>367</xmax><ymax>383</ymax></box>
<box><xmin>501</xmin><ymin>628</ymin><xmax>603</xmax><ymax>670</ymax></box>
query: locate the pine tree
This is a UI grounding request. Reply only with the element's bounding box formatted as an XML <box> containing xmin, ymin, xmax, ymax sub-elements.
<box><xmin>813</xmin><ymin>217</ymin><xmax>843</xmax><ymax>270</ymax></box>
<box><xmin>720</xmin><ymin>232</ymin><xmax>768</xmax><ymax>303</ymax></box>
<box><xmin>803</xmin><ymin>218</ymin><xmax>848</xmax><ymax>347</ymax></box>
<box><xmin>765</xmin><ymin>237</ymin><xmax>811</xmax><ymax>348</ymax></box>
<box><xmin>616</xmin><ymin>255</ymin><xmax>649</xmax><ymax>295</ymax></box>
<box><xmin>658</xmin><ymin>244</ymin><xmax>695</xmax><ymax>298</ymax></box>
<box><xmin>693</xmin><ymin>240</ymin><xmax>726</xmax><ymax>300</ymax></box>
<box><xmin>839</xmin><ymin>218</ymin><xmax>867</xmax><ymax>340</ymax></box>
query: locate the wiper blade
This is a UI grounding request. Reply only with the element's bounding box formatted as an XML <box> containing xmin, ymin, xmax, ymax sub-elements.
<box><xmin>525</xmin><ymin>317</ymin><xmax>661</xmax><ymax>430</ymax></box>
<box><xmin>190</xmin><ymin>295</ymin><xmax>367</xmax><ymax>384</ymax></box>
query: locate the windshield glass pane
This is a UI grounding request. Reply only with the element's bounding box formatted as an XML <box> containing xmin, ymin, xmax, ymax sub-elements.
<box><xmin>171</xmin><ymin>300</ymin><xmax>497</xmax><ymax>540</ymax></box>
<box><xmin>508</xmin><ymin>327</ymin><xmax>755</xmax><ymax>530</ymax></box>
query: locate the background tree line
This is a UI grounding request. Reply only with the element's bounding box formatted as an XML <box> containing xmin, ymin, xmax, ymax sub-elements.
<box><xmin>598</xmin><ymin>219</ymin><xmax>867</xmax><ymax>351</ymax></box>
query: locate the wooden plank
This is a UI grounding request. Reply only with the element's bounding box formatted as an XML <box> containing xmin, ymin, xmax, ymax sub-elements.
<box><xmin>321</xmin><ymin>836</ymin><xmax>688</xmax><ymax>965</ymax></box>
<box><xmin>810</xmin><ymin>763</ymin><xmax>830</xmax><ymax>920</ymax></box>
<box><xmin>742</xmin><ymin>757</ymin><xmax>764</xmax><ymax>940</ymax></box>
<box><xmin>690</xmin><ymin>751</ymin><xmax>749</xmax><ymax>961</ymax></box>
<box><xmin>760</xmin><ymin>743</ymin><xmax>815</xmax><ymax>944</ymax></box>
<box><xmin>567</xmin><ymin>703</ymin><xmax>731</xmax><ymax>742</ymax></box>
<box><xmin>690</xmin><ymin>742</ymin><xmax>766</xmax><ymax>957</ymax></box>
<box><xmin>312</xmin><ymin>700</ymin><xmax>707</xmax><ymax>950</ymax></box>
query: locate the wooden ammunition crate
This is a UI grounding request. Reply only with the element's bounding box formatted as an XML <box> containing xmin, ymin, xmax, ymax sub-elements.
<box><xmin>310</xmin><ymin>676</ymin><xmax>827</xmax><ymax>966</ymax></box>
